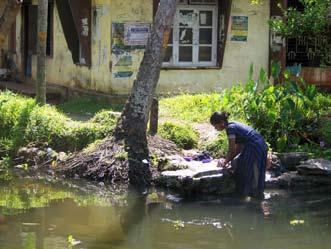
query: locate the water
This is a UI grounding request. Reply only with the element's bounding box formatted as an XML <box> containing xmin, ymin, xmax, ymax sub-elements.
<box><xmin>0</xmin><ymin>178</ymin><xmax>330</xmax><ymax>249</ymax></box>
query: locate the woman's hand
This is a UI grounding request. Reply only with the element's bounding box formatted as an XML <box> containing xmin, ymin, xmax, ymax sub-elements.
<box><xmin>217</xmin><ymin>158</ymin><xmax>226</xmax><ymax>168</ymax></box>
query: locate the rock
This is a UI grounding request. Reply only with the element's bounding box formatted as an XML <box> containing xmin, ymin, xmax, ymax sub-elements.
<box><xmin>57</xmin><ymin>152</ymin><xmax>67</xmax><ymax>162</ymax></box>
<box><xmin>297</xmin><ymin>159</ymin><xmax>331</xmax><ymax>176</ymax></box>
<box><xmin>157</xmin><ymin>155</ymin><xmax>331</xmax><ymax>196</ymax></box>
<box><xmin>159</xmin><ymin>155</ymin><xmax>190</xmax><ymax>171</ymax></box>
<box><xmin>267</xmin><ymin>153</ymin><xmax>284</xmax><ymax>177</ymax></box>
<box><xmin>157</xmin><ymin>160</ymin><xmax>235</xmax><ymax>195</ymax></box>
<box><xmin>16</xmin><ymin>146</ymin><xmax>42</xmax><ymax>165</ymax></box>
<box><xmin>276</xmin><ymin>152</ymin><xmax>309</xmax><ymax>170</ymax></box>
<box><xmin>266</xmin><ymin>171</ymin><xmax>331</xmax><ymax>189</ymax></box>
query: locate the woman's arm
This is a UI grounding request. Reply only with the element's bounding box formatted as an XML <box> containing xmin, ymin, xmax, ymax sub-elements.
<box><xmin>224</xmin><ymin>137</ymin><xmax>236</xmax><ymax>166</ymax></box>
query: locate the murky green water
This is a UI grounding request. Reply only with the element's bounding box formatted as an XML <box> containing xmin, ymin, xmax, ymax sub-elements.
<box><xmin>0</xmin><ymin>178</ymin><xmax>330</xmax><ymax>249</ymax></box>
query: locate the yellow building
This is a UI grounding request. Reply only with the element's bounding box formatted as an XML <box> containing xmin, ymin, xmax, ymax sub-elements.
<box><xmin>2</xmin><ymin>0</ymin><xmax>271</xmax><ymax>95</ymax></box>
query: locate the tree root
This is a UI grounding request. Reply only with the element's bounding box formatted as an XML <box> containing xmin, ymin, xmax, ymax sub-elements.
<box><xmin>56</xmin><ymin>135</ymin><xmax>182</xmax><ymax>184</ymax></box>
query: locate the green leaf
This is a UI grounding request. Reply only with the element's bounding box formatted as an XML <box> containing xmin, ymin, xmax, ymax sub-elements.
<box><xmin>271</xmin><ymin>60</ymin><xmax>281</xmax><ymax>80</ymax></box>
<box><xmin>258</xmin><ymin>68</ymin><xmax>269</xmax><ymax>90</ymax></box>
<box><xmin>284</xmin><ymin>69</ymin><xmax>291</xmax><ymax>80</ymax></box>
<box><xmin>248</xmin><ymin>63</ymin><xmax>254</xmax><ymax>82</ymax></box>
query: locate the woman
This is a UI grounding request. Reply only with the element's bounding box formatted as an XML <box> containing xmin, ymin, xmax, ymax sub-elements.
<box><xmin>210</xmin><ymin>111</ymin><xmax>268</xmax><ymax>199</ymax></box>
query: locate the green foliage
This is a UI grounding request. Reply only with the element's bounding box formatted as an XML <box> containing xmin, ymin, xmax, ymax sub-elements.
<box><xmin>320</xmin><ymin>116</ymin><xmax>331</xmax><ymax>145</ymax></box>
<box><xmin>0</xmin><ymin>92</ymin><xmax>35</xmax><ymax>139</ymax></box>
<box><xmin>269</xmin><ymin>0</ymin><xmax>330</xmax><ymax>37</ymax></box>
<box><xmin>222</xmin><ymin>64</ymin><xmax>330</xmax><ymax>152</ymax></box>
<box><xmin>293</xmin><ymin>143</ymin><xmax>331</xmax><ymax>160</ymax></box>
<box><xmin>160</xmin><ymin>65</ymin><xmax>331</xmax><ymax>153</ymax></box>
<box><xmin>61</xmin><ymin>122</ymin><xmax>104</xmax><ymax>151</ymax></box>
<box><xmin>159</xmin><ymin>122</ymin><xmax>199</xmax><ymax>149</ymax></box>
<box><xmin>268</xmin><ymin>0</ymin><xmax>331</xmax><ymax>66</ymax></box>
<box><xmin>0</xmin><ymin>92</ymin><xmax>118</xmax><ymax>160</ymax></box>
<box><xmin>0</xmin><ymin>138</ymin><xmax>13</xmax><ymax>157</ymax></box>
<box><xmin>22</xmin><ymin>233</ymin><xmax>36</xmax><ymax>249</ymax></box>
<box><xmin>90</xmin><ymin>110</ymin><xmax>118</xmax><ymax>137</ymax></box>
<box><xmin>67</xmin><ymin>235</ymin><xmax>75</xmax><ymax>248</ymax></box>
<box><xmin>24</xmin><ymin>105</ymin><xmax>68</xmax><ymax>147</ymax></box>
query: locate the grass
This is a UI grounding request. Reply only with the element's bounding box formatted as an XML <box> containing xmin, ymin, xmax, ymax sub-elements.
<box><xmin>159</xmin><ymin>93</ymin><xmax>222</xmax><ymax>122</ymax></box>
<box><xmin>57</xmin><ymin>96</ymin><xmax>124</xmax><ymax>116</ymax></box>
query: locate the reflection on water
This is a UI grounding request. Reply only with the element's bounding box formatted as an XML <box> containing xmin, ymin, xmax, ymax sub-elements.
<box><xmin>0</xmin><ymin>178</ymin><xmax>330</xmax><ymax>249</ymax></box>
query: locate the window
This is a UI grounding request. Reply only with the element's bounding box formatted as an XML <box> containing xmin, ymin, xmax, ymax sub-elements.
<box><xmin>163</xmin><ymin>4</ymin><xmax>218</xmax><ymax>67</ymax></box>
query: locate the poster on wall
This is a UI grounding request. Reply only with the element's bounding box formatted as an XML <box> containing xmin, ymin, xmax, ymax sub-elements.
<box><xmin>230</xmin><ymin>16</ymin><xmax>248</xmax><ymax>42</ymax></box>
<box><xmin>124</xmin><ymin>23</ymin><xmax>151</xmax><ymax>46</ymax></box>
<box><xmin>113</xmin><ymin>53</ymin><xmax>134</xmax><ymax>78</ymax></box>
<box><xmin>111</xmin><ymin>22</ymin><xmax>151</xmax><ymax>79</ymax></box>
<box><xmin>112</xmin><ymin>23</ymin><xmax>126</xmax><ymax>55</ymax></box>
<box><xmin>113</xmin><ymin>71</ymin><xmax>134</xmax><ymax>78</ymax></box>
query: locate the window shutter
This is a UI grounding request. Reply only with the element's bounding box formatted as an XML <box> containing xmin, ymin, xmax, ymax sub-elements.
<box><xmin>68</xmin><ymin>0</ymin><xmax>92</xmax><ymax>66</ymax></box>
<box><xmin>9</xmin><ymin>20</ymin><xmax>16</xmax><ymax>53</ymax></box>
<box><xmin>55</xmin><ymin>0</ymin><xmax>91</xmax><ymax>66</ymax></box>
<box><xmin>55</xmin><ymin>0</ymin><xmax>80</xmax><ymax>63</ymax></box>
<box><xmin>217</xmin><ymin>0</ymin><xmax>231</xmax><ymax>68</ymax></box>
<box><xmin>27</xmin><ymin>5</ymin><xmax>38</xmax><ymax>55</ymax></box>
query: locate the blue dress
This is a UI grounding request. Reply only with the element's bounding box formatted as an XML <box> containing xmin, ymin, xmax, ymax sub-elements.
<box><xmin>226</xmin><ymin>121</ymin><xmax>268</xmax><ymax>197</ymax></box>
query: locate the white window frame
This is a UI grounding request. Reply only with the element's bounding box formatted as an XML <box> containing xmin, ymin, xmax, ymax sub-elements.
<box><xmin>163</xmin><ymin>4</ymin><xmax>218</xmax><ymax>68</ymax></box>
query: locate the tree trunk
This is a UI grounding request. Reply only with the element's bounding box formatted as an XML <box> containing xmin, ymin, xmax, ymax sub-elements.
<box><xmin>149</xmin><ymin>97</ymin><xmax>159</xmax><ymax>136</ymax></box>
<box><xmin>114</xmin><ymin>0</ymin><xmax>176</xmax><ymax>188</ymax></box>
<box><xmin>0</xmin><ymin>0</ymin><xmax>21</xmax><ymax>47</ymax></box>
<box><xmin>36</xmin><ymin>0</ymin><xmax>48</xmax><ymax>105</ymax></box>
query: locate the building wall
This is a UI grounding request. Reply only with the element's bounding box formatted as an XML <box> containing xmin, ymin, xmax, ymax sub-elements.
<box><xmin>14</xmin><ymin>0</ymin><xmax>270</xmax><ymax>94</ymax></box>
<box><xmin>158</xmin><ymin>0</ymin><xmax>270</xmax><ymax>93</ymax></box>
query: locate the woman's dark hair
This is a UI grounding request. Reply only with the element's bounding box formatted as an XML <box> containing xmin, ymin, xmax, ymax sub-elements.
<box><xmin>210</xmin><ymin>111</ymin><xmax>230</xmax><ymax>125</ymax></box>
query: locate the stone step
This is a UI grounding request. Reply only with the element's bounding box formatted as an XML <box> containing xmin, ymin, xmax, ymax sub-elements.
<box><xmin>157</xmin><ymin>156</ymin><xmax>331</xmax><ymax>196</ymax></box>
<box><xmin>158</xmin><ymin>160</ymin><xmax>235</xmax><ymax>195</ymax></box>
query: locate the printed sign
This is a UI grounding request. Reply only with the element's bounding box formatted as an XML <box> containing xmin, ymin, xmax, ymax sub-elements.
<box><xmin>111</xmin><ymin>22</ymin><xmax>150</xmax><ymax>79</ymax></box>
<box><xmin>230</xmin><ymin>16</ymin><xmax>248</xmax><ymax>42</ymax></box>
<box><xmin>124</xmin><ymin>23</ymin><xmax>151</xmax><ymax>46</ymax></box>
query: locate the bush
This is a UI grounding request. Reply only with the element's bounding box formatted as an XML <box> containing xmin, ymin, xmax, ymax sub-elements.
<box><xmin>24</xmin><ymin>105</ymin><xmax>68</xmax><ymax>147</ymax></box>
<box><xmin>159</xmin><ymin>66</ymin><xmax>331</xmax><ymax>152</ymax></box>
<box><xmin>90</xmin><ymin>110</ymin><xmax>118</xmax><ymax>137</ymax></box>
<box><xmin>0</xmin><ymin>92</ymin><xmax>118</xmax><ymax>158</ymax></box>
<box><xmin>159</xmin><ymin>122</ymin><xmax>199</xmax><ymax>149</ymax></box>
<box><xmin>241</xmin><ymin>82</ymin><xmax>331</xmax><ymax>152</ymax></box>
<box><xmin>0</xmin><ymin>92</ymin><xmax>35</xmax><ymax>139</ymax></box>
<box><xmin>320</xmin><ymin>116</ymin><xmax>331</xmax><ymax>146</ymax></box>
